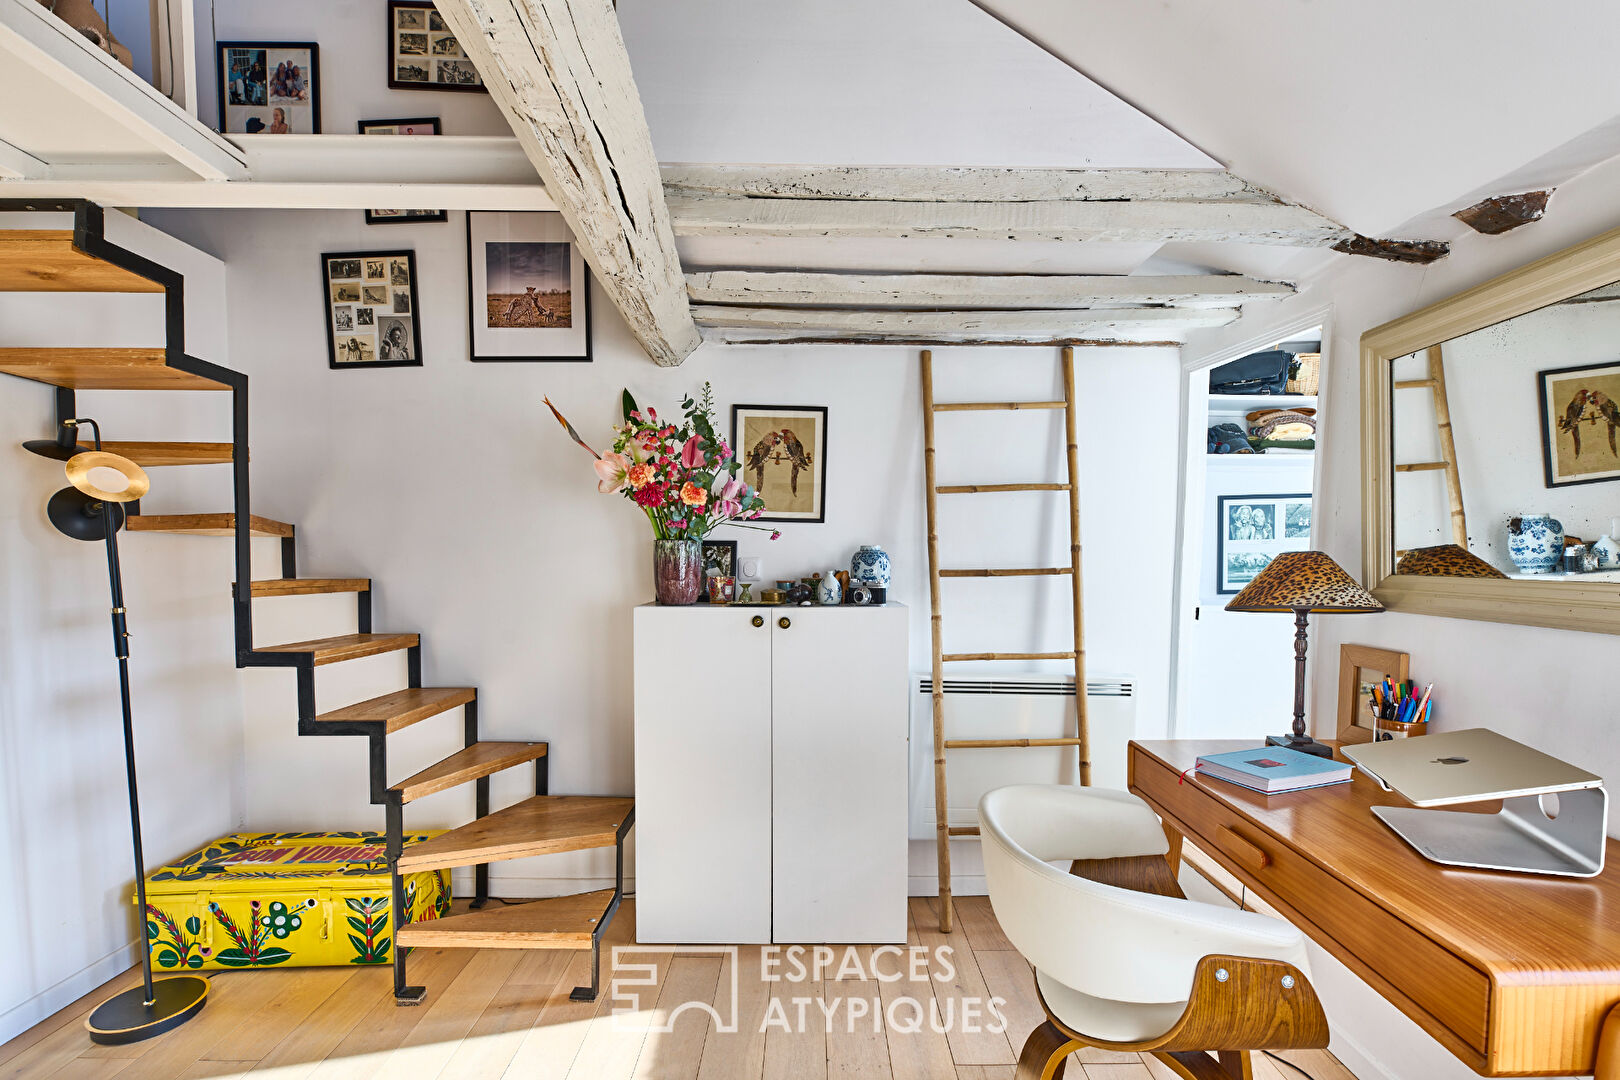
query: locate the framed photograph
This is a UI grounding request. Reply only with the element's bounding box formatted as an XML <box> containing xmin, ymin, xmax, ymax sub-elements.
<box><xmin>1215</xmin><ymin>492</ymin><xmax>1311</xmax><ymax>594</ymax></box>
<box><xmin>697</xmin><ymin>539</ymin><xmax>738</xmax><ymax>603</ymax></box>
<box><xmin>388</xmin><ymin>1</ymin><xmax>485</xmax><ymax>91</ymax></box>
<box><xmin>466</xmin><ymin>210</ymin><xmax>591</xmax><ymax>362</ymax></box>
<box><xmin>358</xmin><ymin>117</ymin><xmax>447</xmax><ymax>225</ymax></box>
<box><xmin>732</xmin><ymin>405</ymin><xmax>828</xmax><ymax>523</ymax></box>
<box><xmin>1537</xmin><ymin>360</ymin><xmax>1620</xmax><ymax>487</ymax></box>
<box><xmin>1336</xmin><ymin>644</ymin><xmax>1410</xmax><ymax>745</ymax></box>
<box><xmin>216</xmin><ymin>41</ymin><xmax>319</xmax><ymax>134</ymax></box>
<box><xmin>322</xmin><ymin>250</ymin><xmax>422</xmax><ymax>370</ymax></box>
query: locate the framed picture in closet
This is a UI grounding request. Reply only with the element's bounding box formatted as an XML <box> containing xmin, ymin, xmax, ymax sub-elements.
<box><xmin>322</xmin><ymin>250</ymin><xmax>422</xmax><ymax>369</ymax></box>
<box><xmin>358</xmin><ymin>117</ymin><xmax>447</xmax><ymax>224</ymax></box>
<box><xmin>1215</xmin><ymin>492</ymin><xmax>1312</xmax><ymax>594</ymax></box>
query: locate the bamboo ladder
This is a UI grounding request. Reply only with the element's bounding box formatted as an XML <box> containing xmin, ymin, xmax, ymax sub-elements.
<box><xmin>1395</xmin><ymin>344</ymin><xmax>1468</xmax><ymax>550</ymax></box>
<box><xmin>920</xmin><ymin>346</ymin><xmax>1089</xmax><ymax>934</ymax></box>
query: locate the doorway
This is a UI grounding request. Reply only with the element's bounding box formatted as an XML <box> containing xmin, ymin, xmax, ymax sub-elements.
<box><xmin>1172</xmin><ymin>324</ymin><xmax>1326</xmax><ymax>739</ymax></box>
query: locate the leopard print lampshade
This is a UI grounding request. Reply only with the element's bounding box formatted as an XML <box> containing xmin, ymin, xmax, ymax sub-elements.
<box><xmin>1395</xmin><ymin>544</ymin><xmax>1508</xmax><ymax>579</ymax></box>
<box><xmin>1225</xmin><ymin>550</ymin><xmax>1384</xmax><ymax>613</ymax></box>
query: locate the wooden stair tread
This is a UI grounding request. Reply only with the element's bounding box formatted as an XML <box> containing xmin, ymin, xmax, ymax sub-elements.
<box><xmin>0</xmin><ymin>348</ymin><xmax>228</xmax><ymax>390</ymax></box>
<box><xmin>79</xmin><ymin>440</ymin><xmax>236</xmax><ymax>466</ymax></box>
<box><xmin>396</xmin><ymin>889</ymin><xmax>614</xmax><ymax>948</ymax></box>
<box><xmin>312</xmin><ymin>687</ymin><xmax>475</xmax><ymax>734</ymax></box>
<box><xmin>258</xmin><ymin>633</ymin><xmax>418</xmax><ymax>666</ymax></box>
<box><xmin>246</xmin><ymin>578</ymin><xmax>370</xmax><ymax>597</ymax></box>
<box><xmin>127</xmin><ymin>513</ymin><xmax>293</xmax><ymax>537</ymax></box>
<box><xmin>392</xmin><ymin>742</ymin><xmax>549</xmax><ymax>803</ymax></box>
<box><xmin>396</xmin><ymin>795</ymin><xmax>633</xmax><ymax>873</ymax></box>
<box><xmin>0</xmin><ymin>231</ymin><xmax>165</xmax><ymax>293</ymax></box>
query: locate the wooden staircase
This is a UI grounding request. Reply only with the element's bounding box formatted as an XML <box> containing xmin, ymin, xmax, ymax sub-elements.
<box><xmin>0</xmin><ymin>201</ymin><xmax>632</xmax><ymax>1006</ymax></box>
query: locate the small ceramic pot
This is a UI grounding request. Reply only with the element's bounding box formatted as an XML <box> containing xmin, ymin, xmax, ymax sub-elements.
<box><xmin>653</xmin><ymin>539</ymin><xmax>702</xmax><ymax>604</ymax></box>
<box><xmin>1506</xmin><ymin>514</ymin><xmax>1564</xmax><ymax>575</ymax></box>
<box><xmin>736</xmin><ymin>582</ymin><xmax>754</xmax><ymax>604</ymax></box>
<box><xmin>850</xmin><ymin>545</ymin><xmax>891</xmax><ymax>587</ymax></box>
<box><xmin>1594</xmin><ymin>533</ymin><xmax>1620</xmax><ymax>570</ymax></box>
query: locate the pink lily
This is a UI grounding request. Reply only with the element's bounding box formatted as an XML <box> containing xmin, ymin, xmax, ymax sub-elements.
<box><xmin>680</xmin><ymin>435</ymin><xmax>704</xmax><ymax>469</ymax></box>
<box><xmin>594</xmin><ymin>451</ymin><xmax>632</xmax><ymax>493</ymax></box>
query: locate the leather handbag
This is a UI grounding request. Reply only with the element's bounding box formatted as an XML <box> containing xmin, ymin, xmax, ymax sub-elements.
<box><xmin>1209</xmin><ymin>350</ymin><xmax>1294</xmax><ymax>395</ymax></box>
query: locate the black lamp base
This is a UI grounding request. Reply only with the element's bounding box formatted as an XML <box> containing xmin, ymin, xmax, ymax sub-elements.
<box><xmin>1266</xmin><ymin>733</ymin><xmax>1335</xmax><ymax>759</ymax></box>
<box><xmin>85</xmin><ymin>976</ymin><xmax>209</xmax><ymax>1045</ymax></box>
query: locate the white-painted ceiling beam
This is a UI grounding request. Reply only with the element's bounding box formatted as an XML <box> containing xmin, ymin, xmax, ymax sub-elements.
<box><xmin>434</xmin><ymin>0</ymin><xmax>699</xmax><ymax>366</ymax></box>
<box><xmin>685</xmin><ymin>270</ymin><xmax>1291</xmax><ymax>309</ymax></box>
<box><xmin>691</xmin><ymin>304</ymin><xmax>1238</xmax><ymax>339</ymax></box>
<box><xmin>666</xmin><ymin>192</ymin><xmax>1349</xmax><ymax>246</ymax></box>
<box><xmin>662</xmin><ymin>165</ymin><xmax>1264</xmax><ymax>202</ymax></box>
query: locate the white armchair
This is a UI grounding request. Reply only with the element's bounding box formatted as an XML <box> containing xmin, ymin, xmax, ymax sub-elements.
<box><xmin>979</xmin><ymin>784</ymin><xmax>1328</xmax><ymax>1080</ymax></box>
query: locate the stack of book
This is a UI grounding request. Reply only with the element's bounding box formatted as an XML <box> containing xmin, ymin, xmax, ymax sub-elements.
<box><xmin>1195</xmin><ymin>745</ymin><xmax>1351</xmax><ymax>794</ymax></box>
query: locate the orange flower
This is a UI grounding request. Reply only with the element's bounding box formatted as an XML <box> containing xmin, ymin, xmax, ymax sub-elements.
<box><xmin>679</xmin><ymin>481</ymin><xmax>707</xmax><ymax>508</ymax></box>
<box><xmin>627</xmin><ymin>463</ymin><xmax>655</xmax><ymax>488</ymax></box>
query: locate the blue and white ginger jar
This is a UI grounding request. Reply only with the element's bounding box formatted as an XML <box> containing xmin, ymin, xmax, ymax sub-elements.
<box><xmin>1506</xmin><ymin>514</ymin><xmax>1564</xmax><ymax>574</ymax></box>
<box><xmin>850</xmin><ymin>545</ymin><xmax>891</xmax><ymax>587</ymax></box>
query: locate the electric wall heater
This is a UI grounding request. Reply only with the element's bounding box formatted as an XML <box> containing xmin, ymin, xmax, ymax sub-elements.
<box><xmin>908</xmin><ymin>673</ymin><xmax>1137</xmax><ymax>839</ymax></box>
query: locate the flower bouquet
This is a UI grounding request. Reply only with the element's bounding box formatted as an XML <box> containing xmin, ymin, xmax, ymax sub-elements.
<box><xmin>546</xmin><ymin>384</ymin><xmax>777</xmax><ymax>604</ymax></box>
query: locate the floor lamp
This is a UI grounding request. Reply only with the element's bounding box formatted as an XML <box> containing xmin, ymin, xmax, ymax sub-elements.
<box><xmin>41</xmin><ymin>419</ymin><xmax>210</xmax><ymax>1043</ymax></box>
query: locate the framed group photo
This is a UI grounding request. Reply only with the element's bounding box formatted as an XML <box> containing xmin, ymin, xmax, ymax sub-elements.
<box><xmin>1215</xmin><ymin>492</ymin><xmax>1312</xmax><ymax>594</ymax></box>
<box><xmin>466</xmin><ymin>211</ymin><xmax>591</xmax><ymax>363</ymax></box>
<box><xmin>216</xmin><ymin>41</ymin><xmax>320</xmax><ymax>134</ymax></box>
<box><xmin>1537</xmin><ymin>360</ymin><xmax>1620</xmax><ymax>487</ymax></box>
<box><xmin>732</xmin><ymin>405</ymin><xmax>828</xmax><ymax>524</ymax></box>
<box><xmin>322</xmin><ymin>251</ymin><xmax>422</xmax><ymax>369</ymax></box>
<box><xmin>358</xmin><ymin>117</ymin><xmax>447</xmax><ymax>224</ymax></box>
<box><xmin>388</xmin><ymin>1</ymin><xmax>484</xmax><ymax>90</ymax></box>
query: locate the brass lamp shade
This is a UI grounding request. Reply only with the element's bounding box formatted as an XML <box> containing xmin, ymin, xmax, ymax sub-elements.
<box><xmin>1224</xmin><ymin>550</ymin><xmax>1384</xmax><ymax>614</ymax></box>
<box><xmin>65</xmin><ymin>451</ymin><xmax>149</xmax><ymax>503</ymax></box>
<box><xmin>1395</xmin><ymin>544</ymin><xmax>1508</xmax><ymax>579</ymax></box>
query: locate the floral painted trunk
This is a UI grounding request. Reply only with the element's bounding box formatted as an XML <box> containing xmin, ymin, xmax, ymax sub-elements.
<box><xmin>654</xmin><ymin>539</ymin><xmax>703</xmax><ymax>605</ymax></box>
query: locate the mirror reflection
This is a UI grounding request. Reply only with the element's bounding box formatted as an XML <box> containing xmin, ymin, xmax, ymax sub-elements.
<box><xmin>1392</xmin><ymin>281</ymin><xmax>1620</xmax><ymax>580</ymax></box>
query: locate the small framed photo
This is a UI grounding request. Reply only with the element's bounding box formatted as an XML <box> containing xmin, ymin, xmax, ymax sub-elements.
<box><xmin>1537</xmin><ymin>360</ymin><xmax>1620</xmax><ymax>487</ymax></box>
<box><xmin>1215</xmin><ymin>492</ymin><xmax>1311</xmax><ymax>594</ymax></box>
<box><xmin>322</xmin><ymin>251</ymin><xmax>422</xmax><ymax>370</ymax></box>
<box><xmin>732</xmin><ymin>406</ymin><xmax>828</xmax><ymax>523</ymax></box>
<box><xmin>466</xmin><ymin>210</ymin><xmax>591</xmax><ymax>362</ymax></box>
<box><xmin>698</xmin><ymin>539</ymin><xmax>738</xmax><ymax>603</ymax></box>
<box><xmin>217</xmin><ymin>41</ymin><xmax>319</xmax><ymax>134</ymax></box>
<box><xmin>358</xmin><ymin>118</ymin><xmax>447</xmax><ymax>225</ymax></box>
<box><xmin>388</xmin><ymin>1</ymin><xmax>485</xmax><ymax>91</ymax></box>
<box><xmin>1337</xmin><ymin>644</ymin><xmax>1410</xmax><ymax>745</ymax></box>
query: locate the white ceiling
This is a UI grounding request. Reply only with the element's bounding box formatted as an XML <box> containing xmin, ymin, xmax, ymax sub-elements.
<box><xmin>970</xmin><ymin>0</ymin><xmax>1620</xmax><ymax>237</ymax></box>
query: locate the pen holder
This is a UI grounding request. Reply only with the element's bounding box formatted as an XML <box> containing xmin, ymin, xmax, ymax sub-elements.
<box><xmin>1373</xmin><ymin>717</ymin><xmax>1428</xmax><ymax>741</ymax></box>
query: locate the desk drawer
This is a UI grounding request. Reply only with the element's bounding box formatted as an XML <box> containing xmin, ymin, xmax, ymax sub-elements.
<box><xmin>1134</xmin><ymin>759</ymin><xmax>1491</xmax><ymax>1054</ymax></box>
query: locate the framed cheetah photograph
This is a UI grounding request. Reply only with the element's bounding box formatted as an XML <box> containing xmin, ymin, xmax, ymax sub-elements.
<box><xmin>465</xmin><ymin>210</ymin><xmax>591</xmax><ymax>363</ymax></box>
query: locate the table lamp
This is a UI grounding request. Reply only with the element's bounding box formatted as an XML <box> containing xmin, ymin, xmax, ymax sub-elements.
<box><xmin>1225</xmin><ymin>550</ymin><xmax>1384</xmax><ymax>758</ymax></box>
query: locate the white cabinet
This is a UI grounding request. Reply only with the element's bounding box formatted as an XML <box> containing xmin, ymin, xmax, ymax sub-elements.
<box><xmin>633</xmin><ymin>603</ymin><xmax>909</xmax><ymax>944</ymax></box>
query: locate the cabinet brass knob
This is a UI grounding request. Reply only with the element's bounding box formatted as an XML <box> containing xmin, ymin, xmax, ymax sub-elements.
<box><xmin>752</xmin><ymin>615</ymin><xmax>764</xmax><ymax>627</ymax></box>
<box><xmin>779</xmin><ymin>617</ymin><xmax>791</xmax><ymax>629</ymax></box>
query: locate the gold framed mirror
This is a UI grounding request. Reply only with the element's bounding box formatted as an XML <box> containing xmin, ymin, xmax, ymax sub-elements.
<box><xmin>1362</xmin><ymin>223</ymin><xmax>1620</xmax><ymax>635</ymax></box>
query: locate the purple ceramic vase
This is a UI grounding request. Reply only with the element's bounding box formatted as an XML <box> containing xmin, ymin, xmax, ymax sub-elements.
<box><xmin>653</xmin><ymin>539</ymin><xmax>702</xmax><ymax>605</ymax></box>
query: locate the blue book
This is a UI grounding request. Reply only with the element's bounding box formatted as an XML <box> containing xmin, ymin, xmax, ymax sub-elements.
<box><xmin>1195</xmin><ymin>745</ymin><xmax>1351</xmax><ymax>794</ymax></box>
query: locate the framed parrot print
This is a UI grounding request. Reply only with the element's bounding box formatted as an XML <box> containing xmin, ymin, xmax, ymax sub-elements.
<box><xmin>731</xmin><ymin>405</ymin><xmax>827</xmax><ymax>523</ymax></box>
<box><xmin>1538</xmin><ymin>360</ymin><xmax>1620</xmax><ymax>487</ymax></box>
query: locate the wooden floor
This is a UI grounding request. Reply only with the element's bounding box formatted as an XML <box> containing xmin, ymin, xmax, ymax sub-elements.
<box><xmin>0</xmin><ymin>897</ymin><xmax>1358</xmax><ymax>1080</ymax></box>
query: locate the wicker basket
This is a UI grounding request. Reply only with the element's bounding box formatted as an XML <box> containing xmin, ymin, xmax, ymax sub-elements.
<box><xmin>1287</xmin><ymin>352</ymin><xmax>1320</xmax><ymax>395</ymax></box>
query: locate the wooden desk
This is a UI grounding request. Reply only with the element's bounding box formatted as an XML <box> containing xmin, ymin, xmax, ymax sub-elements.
<box><xmin>1129</xmin><ymin>740</ymin><xmax>1620</xmax><ymax>1077</ymax></box>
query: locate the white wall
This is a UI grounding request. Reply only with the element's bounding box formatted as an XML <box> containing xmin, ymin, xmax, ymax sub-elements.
<box><xmin>0</xmin><ymin>212</ymin><xmax>244</xmax><ymax>1042</ymax></box>
<box><xmin>141</xmin><ymin>206</ymin><xmax>1183</xmax><ymax>900</ymax></box>
<box><xmin>1181</xmin><ymin>154</ymin><xmax>1620</xmax><ymax>1080</ymax></box>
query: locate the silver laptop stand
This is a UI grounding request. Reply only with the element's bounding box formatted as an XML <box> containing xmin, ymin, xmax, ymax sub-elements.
<box><xmin>1372</xmin><ymin>786</ymin><xmax>1607</xmax><ymax>878</ymax></box>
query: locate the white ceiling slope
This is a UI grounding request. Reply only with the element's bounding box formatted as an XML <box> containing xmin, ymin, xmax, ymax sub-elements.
<box><xmin>617</xmin><ymin>0</ymin><xmax>1215</xmax><ymax>168</ymax></box>
<box><xmin>972</xmin><ymin>0</ymin><xmax>1620</xmax><ymax>238</ymax></box>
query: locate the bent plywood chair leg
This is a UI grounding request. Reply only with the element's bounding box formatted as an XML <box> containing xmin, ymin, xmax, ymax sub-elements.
<box><xmin>1155</xmin><ymin>1050</ymin><xmax>1243</xmax><ymax>1080</ymax></box>
<box><xmin>1016</xmin><ymin>1020</ymin><xmax>1084</xmax><ymax>1080</ymax></box>
<box><xmin>1596</xmin><ymin>1002</ymin><xmax>1620</xmax><ymax>1080</ymax></box>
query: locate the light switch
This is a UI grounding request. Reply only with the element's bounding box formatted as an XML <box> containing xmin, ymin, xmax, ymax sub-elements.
<box><xmin>740</xmin><ymin>557</ymin><xmax>762</xmax><ymax>581</ymax></box>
